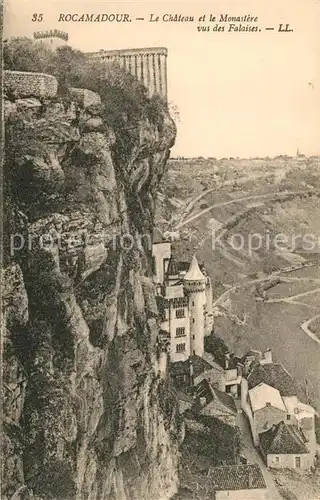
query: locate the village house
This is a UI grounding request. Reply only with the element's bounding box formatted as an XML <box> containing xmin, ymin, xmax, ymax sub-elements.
<box><xmin>208</xmin><ymin>464</ymin><xmax>267</xmax><ymax>500</ymax></box>
<box><xmin>259</xmin><ymin>420</ymin><xmax>312</xmax><ymax>469</ymax></box>
<box><xmin>193</xmin><ymin>378</ymin><xmax>238</xmax><ymax>426</ymax></box>
<box><xmin>246</xmin><ymin>382</ymin><xmax>288</xmax><ymax>446</ymax></box>
<box><xmin>283</xmin><ymin>396</ymin><xmax>317</xmax><ymax>456</ymax></box>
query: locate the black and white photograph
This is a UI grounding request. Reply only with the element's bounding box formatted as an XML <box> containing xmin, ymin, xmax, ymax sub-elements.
<box><xmin>1</xmin><ymin>1</ymin><xmax>320</xmax><ymax>499</ymax></box>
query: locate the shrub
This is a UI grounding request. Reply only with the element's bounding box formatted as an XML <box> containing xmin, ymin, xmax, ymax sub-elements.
<box><xmin>30</xmin><ymin>458</ymin><xmax>76</xmax><ymax>499</ymax></box>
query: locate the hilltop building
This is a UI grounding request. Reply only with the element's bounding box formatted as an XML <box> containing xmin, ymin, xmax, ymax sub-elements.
<box><xmin>152</xmin><ymin>230</ymin><xmax>213</xmax><ymax>364</ymax></box>
<box><xmin>87</xmin><ymin>47</ymin><xmax>168</xmax><ymax>99</ymax></box>
<box><xmin>33</xmin><ymin>29</ymin><xmax>69</xmax><ymax>50</ymax></box>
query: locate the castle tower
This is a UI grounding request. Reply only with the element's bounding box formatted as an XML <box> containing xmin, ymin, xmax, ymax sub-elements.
<box><xmin>200</xmin><ymin>265</ymin><xmax>214</xmax><ymax>336</ymax></box>
<box><xmin>183</xmin><ymin>255</ymin><xmax>206</xmax><ymax>357</ymax></box>
<box><xmin>33</xmin><ymin>29</ymin><xmax>69</xmax><ymax>50</ymax></box>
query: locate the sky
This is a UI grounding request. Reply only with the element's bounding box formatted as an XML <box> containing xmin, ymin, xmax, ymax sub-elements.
<box><xmin>3</xmin><ymin>0</ymin><xmax>320</xmax><ymax>158</ymax></box>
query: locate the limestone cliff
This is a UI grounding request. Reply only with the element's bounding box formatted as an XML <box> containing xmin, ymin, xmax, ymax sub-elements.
<box><xmin>2</xmin><ymin>83</ymin><xmax>182</xmax><ymax>500</ymax></box>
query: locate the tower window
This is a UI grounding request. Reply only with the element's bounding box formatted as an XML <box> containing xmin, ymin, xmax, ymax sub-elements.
<box><xmin>176</xmin><ymin>308</ymin><xmax>185</xmax><ymax>318</ymax></box>
<box><xmin>176</xmin><ymin>343</ymin><xmax>186</xmax><ymax>353</ymax></box>
<box><xmin>192</xmin><ymin>301</ymin><xmax>195</xmax><ymax>306</ymax></box>
<box><xmin>192</xmin><ymin>318</ymin><xmax>195</xmax><ymax>323</ymax></box>
<box><xmin>295</xmin><ymin>457</ymin><xmax>301</xmax><ymax>468</ymax></box>
<box><xmin>176</xmin><ymin>327</ymin><xmax>186</xmax><ymax>338</ymax></box>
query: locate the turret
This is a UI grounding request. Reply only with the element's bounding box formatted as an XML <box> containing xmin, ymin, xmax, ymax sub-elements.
<box><xmin>33</xmin><ymin>29</ymin><xmax>69</xmax><ymax>50</ymax></box>
<box><xmin>183</xmin><ymin>255</ymin><xmax>206</xmax><ymax>357</ymax></box>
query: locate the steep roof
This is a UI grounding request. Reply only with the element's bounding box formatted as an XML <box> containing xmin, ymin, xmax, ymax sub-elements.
<box><xmin>190</xmin><ymin>355</ymin><xmax>213</xmax><ymax>378</ymax></box>
<box><xmin>259</xmin><ymin>421</ymin><xmax>309</xmax><ymax>455</ymax></box>
<box><xmin>209</xmin><ymin>464</ymin><xmax>266</xmax><ymax>491</ymax></box>
<box><xmin>152</xmin><ymin>228</ymin><xmax>169</xmax><ymax>244</ymax></box>
<box><xmin>195</xmin><ymin>379</ymin><xmax>237</xmax><ymax>413</ymax></box>
<box><xmin>169</xmin><ymin>355</ymin><xmax>216</xmax><ymax>380</ymax></box>
<box><xmin>249</xmin><ymin>383</ymin><xmax>286</xmax><ymax>413</ymax></box>
<box><xmin>247</xmin><ymin>363</ymin><xmax>297</xmax><ymax>396</ymax></box>
<box><xmin>183</xmin><ymin>255</ymin><xmax>206</xmax><ymax>281</ymax></box>
<box><xmin>166</xmin><ymin>256</ymin><xmax>179</xmax><ymax>277</ymax></box>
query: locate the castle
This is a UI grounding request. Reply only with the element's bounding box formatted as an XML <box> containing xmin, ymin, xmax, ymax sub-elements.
<box><xmin>33</xmin><ymin>30</ymin><xmax>168</xmax><ymax>100</ymax></box>
<box><xmin>152</xmin><ymin>230</ymin><xmax>213</xmax><ymax>363</ymax></box>
<box><xmin>86</xmin><ymin>47</ymin><xmax>168</xmax><ymax>100</ymax></box>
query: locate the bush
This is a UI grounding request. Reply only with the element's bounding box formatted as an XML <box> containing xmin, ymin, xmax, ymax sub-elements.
<box><xmin>4</xmin><ymin>38</ymin><xmax>168</xmax><ymax>127</ymax></box>
<box><xmin>204</xmin><ymin>332</ymin><xmax>229</xmax><ymax>368</ymax></box>
<box><xmin>30</xmin><ymin>458</ymin><xmax>77</xmax><ymax>499</ymax></box>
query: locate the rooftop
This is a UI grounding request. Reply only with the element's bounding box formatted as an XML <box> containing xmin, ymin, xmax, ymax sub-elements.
<box><xmin>247</xmin><ymin>362</ymin><xmax>297</xmax><ymax>397</ymax></box>
<box><xmin>166</xmin><ymin>255</ymin><xmax>179</xmax><ymax>277</ymax></box>
<box><xmin>169</xmin><ymin>355</ymin><xmax>214</xmax><ymax>378</ymax></box>
<box><xmin>259</xmin><ymin>420</ymin><xmax>309</xmax><ymax>455</ymax></box>
<box><xmin>208</xmin><ymin>464</ymin><xmax>266</xmax><ymax>491</ymax></box>
<box><xmin>195</xmin><ymin>379</ymin><xmax>237</xmax><ymax>414</ymax></box>
<box><xmin>249</xmin><ymin>383</ymin><xmax>286</xmax><ymax>413</ymax></box>
<box><xmin>152</xmin><ymin>228</ymin><xmax>169</xmax><ymax>244</ymax></box>
<box><xmin>184</xmin><ymin>255</ymin><xmax>206</xmax><ymax>282</ymax></box>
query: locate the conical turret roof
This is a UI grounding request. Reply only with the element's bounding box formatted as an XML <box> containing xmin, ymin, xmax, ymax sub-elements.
<box><xmin>166</xmin><ymin>255</ymin><xmax>179</xmax><ymax>277</ymax></box>
<box><xmin>184</xmin><ymin>255</ymin><xmax>206</xmax><ymax>281</ymax></box>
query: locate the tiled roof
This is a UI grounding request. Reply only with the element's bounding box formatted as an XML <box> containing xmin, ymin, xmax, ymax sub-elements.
<box><xmin>259</xmin><ymin>421</ymin><xmax>309</xmax><ymax>455</ymax></box>
<box><xmin>212</xmin><ymin>386</ymin><xmax>237</xmax><ymax>413</ymax></box>
<box><xmin>170</xmin><ymin>355</ymin><xmax>213</xmax><ymax>379</ymax></box>
<box><xmin>190</xmin><ymin>355</ymin><xmax>213</xmax><ymax>378</ymax></box>
<box><xmin>195</xmin><ymin>379</ymin><xmax>237</xmax><ymax>414</ymax></box>
<box><xmin>166</xmin><ymin>256</ymin><xmax>179</xmax><ymax>277</ymax></box>
<box><xmin>247</xmin><ymin>363</ymin><xmax>297</xmax><ymax>396</ymax></box>
<box><xmin>209</xmin><ymin>464</ymin><xmax>266</xmax><ymax>491</ymax></box>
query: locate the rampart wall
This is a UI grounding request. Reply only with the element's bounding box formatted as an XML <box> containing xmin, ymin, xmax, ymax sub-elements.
<box><xmin>4</xmin><ymin>70</ymin><xmax>58</xmax><ymax>99</ymax></box>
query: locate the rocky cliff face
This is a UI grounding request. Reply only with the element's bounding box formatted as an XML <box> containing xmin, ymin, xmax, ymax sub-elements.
<box><xmin>3</xmin><ymin>87</ymin><xmax>181</xmax><ymax>500</ymax></box>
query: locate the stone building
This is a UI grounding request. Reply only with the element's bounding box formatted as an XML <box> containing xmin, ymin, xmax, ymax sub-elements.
<box><xmin>152</xmin><ymin>232</ymin><xmax>213</xmax><ymax>364</ymax></box>
<box><xmin>87</xmin><ymin>47</ymin><xmax>168</xmax><ymax>99</ymax></box>
<box><xmin>259</xmin><ymin>421</ymin><xmax>311</xmax><ymax>469</ymax></box>
<box><xmin>33</xmin><ymin>29</ymin><xmax>69</xmax><ymax>50</ymax></box>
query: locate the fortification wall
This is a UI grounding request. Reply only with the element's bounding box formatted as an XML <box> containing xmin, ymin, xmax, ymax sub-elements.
<box><xmin>87</xmin><ymin>47</ymin><xmax>168</xmax><ymax>100</ymax></box>
<box><xmin>4</xmin><ymin>70</ymin><xmax>58</xmax><ymax>99</ymax></box>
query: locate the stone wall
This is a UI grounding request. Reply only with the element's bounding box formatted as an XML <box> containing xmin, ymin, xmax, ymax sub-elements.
<box><xmin>4</xmin><ymin>70</ymin><xmax>58</xmax><ymax>99</ymax></box>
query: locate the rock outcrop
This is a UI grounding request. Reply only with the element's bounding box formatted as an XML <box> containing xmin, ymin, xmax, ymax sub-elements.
<box><xmin>3</xmin><ymin>83</ymin><xmax>181</xmax><ymax>500</ymax></box>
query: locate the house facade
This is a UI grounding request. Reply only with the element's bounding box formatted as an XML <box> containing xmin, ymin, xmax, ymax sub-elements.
<box><xmin>259</xmin><ymin>420</ymin><xmax>312</xmax><ymax>470</ymax></box>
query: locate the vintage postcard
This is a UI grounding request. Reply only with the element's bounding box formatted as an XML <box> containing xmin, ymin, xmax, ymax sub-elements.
<box><xmin>2</xmin><ymin>0</ymin><xmax>320</xmax><ymax>499</ymax></box>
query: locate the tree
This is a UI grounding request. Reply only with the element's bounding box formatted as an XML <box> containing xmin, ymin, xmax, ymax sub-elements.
<box><xmin>204</xmin><ymin>332</ymin><xmax>229</xmax><ymax>368</ymax></box>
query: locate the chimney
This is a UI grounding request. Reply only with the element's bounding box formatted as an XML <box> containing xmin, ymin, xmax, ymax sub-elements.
<box><xmin>199</xmin><ymin>396</ymin><xmax>206</xmax><ymax>407</ymax></box>
<box><xmin>262</xmin><ymin>348</ymin><xmax>272</xmax><ymax>364</ymax></box>
<box><xmin>225</xmin><ymin>352</ymin><xmax>230</xmax><ymax>369</ymax></box>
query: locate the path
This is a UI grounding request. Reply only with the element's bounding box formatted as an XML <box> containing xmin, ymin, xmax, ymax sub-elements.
<box><xmin>301</xmin><ymin>315</ymin><xmax>320</xmax><ymax>345</ymax></box>
<box><xmin>264</xmin><ymin>287</ymin><xmax>320</xmax><ymax>306</ymax></box>
<box><xmin>176</xmin><ymin>189</ymin><xmax>316</xmax><ymax>229</ymax></box>
<box><xmin>236</xmin><ymin>409</ymin><xmax>283</xmax><ymax>500</ymax></box>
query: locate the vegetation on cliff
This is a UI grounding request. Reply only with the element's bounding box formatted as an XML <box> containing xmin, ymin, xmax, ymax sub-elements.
<box><xmin>3</xmin><ymin>37</ymin><xmax>178</xmax><ymax>500</ymax></box>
